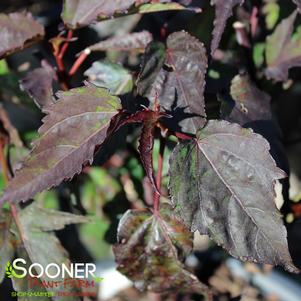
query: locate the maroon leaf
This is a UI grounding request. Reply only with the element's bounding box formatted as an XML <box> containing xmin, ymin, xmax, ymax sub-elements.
<box><xmin>0</xmin><ymin>12</ymin><xmax>44</xmax><ymax>59</ymax></box>
<box><xmin>169</xmin><ymin>120</ymin><xmax>299</xmax><ymax>273</ymax></box>
<box><xmin>211</xmin><ymin>0</ymin><xmax>244</xmax><ymax>55</ymax></box>
<box><xmin>120</xmin><ymin>109</ymin><xmax>168</xmax><ymax>193</ymax></box>
<box><xmin>221</xmin><ymin>73</ymin><xmax>272</xmax><ymax>125</ymax></box>
<box><xmin>265</xmin><ymin>10</ymin><xmax>301</xmax><ymax>82</ymax></box>
<box><xmin>88</xmin><ymin>31</ymin><xmax>153</xmax><ymax>52</ymax></box>
<box><xmin>0</xmin><ymin>83</ymin><xmax>121</xmax><ymax>205</ymax></box>
<box><xmin>62</xmin><ymin>0</ymin><xmax>184</xmax><ymax>29</ymax></box>
<box><xmin>20</xmin><ymin>61</ymin><xmax>56</xmax><ymax>109</ymax></box>
<box><xmin>113</xmin><ymin>204</ymin><xmax>212</xmax><ymax>299</ymax></box>
<box><xmin>137</xmin><ymin>31</ymin><xmax>207</xmax><ymax>135</ymax></box>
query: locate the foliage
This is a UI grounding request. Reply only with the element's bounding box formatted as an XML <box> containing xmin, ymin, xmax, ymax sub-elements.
<box><xmin>1</xmin><ymin>0</ymin><xmax>301</xmax><ymax>300</ymax></box>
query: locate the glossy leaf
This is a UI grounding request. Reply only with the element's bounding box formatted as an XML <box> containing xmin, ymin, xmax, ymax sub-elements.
<box><xmin>62</xmin><ymin>0</ymin><xmax>187</xmax><ymax>29</ymax></box>
<box><xmin>137</xmin><ymin>31</ymin><xmax>207</xmax><ymax>135</ymax></box>
<box><xmin>88</xmin><ymin>31</ymin><xmax>152</xmax><ymax>52</ymax></box>
<box><xmin>211</xmin><ymin>0</ymin><xmax>244</xmax><ymax>55</ymax></box>
<box><xmin>221</xmin><ymin>73</ymin><xmax>272</xmax><ymax>125</ymax></box>
<box><xmin>0</xmin><ymin>12</ymin><xmax>44</xmax><ymax>59</ymax></box>
<box><xmin>113</xmin><ymin>204</ymin><xmax>212</xmax><ymax>299</ymax></box>
<box><xmin>265</xmin><ymin>10</ymin><xmax>301</xmax><ymax>82</ymax></box>
<box><xmin>0</xmin><ymin>83</ymin><xmax>121</xmax><ymax>205</ymax></box>
<box><xmin>20</xmin><ymin>61</ymin><xmax>56</xmax><ymax>109</ymax></box>
<box><xmin>15</xmin><ymin>202</ymin><xmax>87</xmax><ymax>299</ymax></box>
<box><xmin>169</xmin><ymin>120</ymin><xmax>298</xmax><ymax>273</ymax></box>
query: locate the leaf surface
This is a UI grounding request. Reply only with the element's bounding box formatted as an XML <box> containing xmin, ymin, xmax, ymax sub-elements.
<box><xmin>62</xmin><ymin>0</ymin><xmax>187</xmax><ymax>29</ymax></box>
<box><xmin>265</xmin><ymin>10</ymin><xmax>301</xmax><ymax>82</ymax></box>
<box><xmin>88</xmin><ymin>31</ymin><xmax>152</xmax><ymax>52</ymax></box>
<box><xmin>0</xmin><ymin>84</ymin><xmax>121</xmax><ymax>205</ymax></box>
<box><xmin>0</xmin><ymin>12</ymin><xmax>44</xmax><ymax>59</ymax></box>
<box><xmin>20</xmin><ymin>61</ymin><xmax>56</xmax><ymax>109</ymax></box>
<box><xmin>137</xmin><ymin>31</ymin><xmax>207</xmax><ymax>135</ymax></box>
<box><xmin>211</xmin><ymin>0</ymin><xmax>244</xmax><ymax>55</ymax></box>
<box><xmin>14</xmin><ymin>202</ymin><xmax>87</xmax><ymax>300</ymax></box>
<box><xmin>85</xmin><ymin>61</ymin><xmax>133</xmax><ymax>95</ymax></box>
<box><xmin>169</xmin><ymin>120</ymin><xmax>298</xmax><ymax>273</ymax></box>
<box><xmin>113</xmin><ymin>204</ymin><xmax>211</xmax><ymax>299</ymax></box>
<box><xmin>221</xmin><ymin>73</ymin><xmax>272</xmax><ymax>125</ymax></box>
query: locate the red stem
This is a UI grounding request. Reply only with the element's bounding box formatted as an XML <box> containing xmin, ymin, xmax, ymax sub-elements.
<box><xmin>153</xmin><ymin>137</ymin><xmax>165</xmax><ymax>213</ymax></box>
<box><xmin>59</xmin><ymin>30</ymin><xmax>73</xmax><ymax>60</ymax></box>
<box><xmin>69</xmin><ymin>49</ymin><xmax>90</xmax><ymax>77</ymax></box>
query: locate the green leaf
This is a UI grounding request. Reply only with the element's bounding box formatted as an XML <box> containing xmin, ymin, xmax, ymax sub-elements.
<box><xmin>265</xmin><ymin>10</ymin><xmax>301</xmax><ymax>81</ymax></box>
<box><xmin>263</xmin><ymin>1</ymin><xmax>280</xmax><ymax>30</ymax></box>
<box><xmin>85</xmin><ymin>61</ymin><xmax>133</xmax><ymax>95</ymax></box>
<box><xmin>253</xmin><ymin>43</ymin><xmax>266</xmax><ymax>68</ymax></box>
<box><xmin>13</xmin><ymin>202</ymin><xmax>88</xmax><ymax>300</ymax></box>
<box><xmin>0</xmin><ymin>83</ymin><xmax>121</xmax><ymax>205</ymax></box>
<box><xmin>113</xmin><ymin>204</ymin><xmax>212</xmax><ymax>299</ymax></box>
<box><xmin>169</xmin><ymin>120</ymin><xmax>299</xmax><ymax>273</ymax></box>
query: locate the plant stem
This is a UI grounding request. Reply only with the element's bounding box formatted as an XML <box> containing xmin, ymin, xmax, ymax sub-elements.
<box><xmin>59</xmin><ymin>30</ymin><xmax>73</xmax><ymax>60</ymax></box>
<box><xmin>0</xmin><ymin>139</ymin><xmax>24</xmax><ymax>238</ymax></box>
<box><xmin>69</xmin><ymin>48</ymin><xmax>91</xmax><ymax>77</ymax></box>
<box><xmin>153</xmin><ymin>137</ymin><xmax>165</xmax><ymax>213</ymax></box>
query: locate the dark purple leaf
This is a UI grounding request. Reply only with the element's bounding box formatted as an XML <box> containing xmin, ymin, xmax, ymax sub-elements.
<box><xmin>88</xmin><ymin>31</ymin><xmax>152</xmax><ymax>52</ymax></box>
<box><xmin>113</xmin><ymin>204</ymin><xmax>212</xmax><ymax>299</ymax></box>
<box><xmin>119</xmin><ymin>109</ymin><xmax>168</xmax><ymax>193</ymax></box>
<box><xmin>20</xmin><ymin>61</ymin><xmax>56</xmax><ymax>109</ymax></box>
<box><xmin>62</xmin><ymin>0</ymin><xmax>187</xmax><ymax>29</ymax></box>
<box><xmin>211</xmin><ymin>0</ymin><xmax>244</xmax><ymax>55</ymax></box>
<box><xmin>0</xmin><ymin>12</ymin><xmax>44</xmax><ymax>59</ymax></box>
<box><xmin>0</xmin><ymin>83</ymin><xmax>121</xmax><ymax>205</ymax></box>
<box><xmin>265</xmin><ymin>10</ymin><xmax>301</xmax><ymax>82</ymax></box>
<box><xmin>169</xmin><ymin>120</ymin><xmax>299</xmax><ymax>273</ymax></box>
<box><xmin>137</xmin><ymin>31</ymin><xmax>207</xmax><ymax>135</ymax></box>
<box><xmin>221</xmin><ymin>73</ymin><xmax>272</xmax><ymax>125</ymax></box>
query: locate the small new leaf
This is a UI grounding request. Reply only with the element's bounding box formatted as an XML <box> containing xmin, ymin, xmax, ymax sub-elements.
<box><xmin>119</xmin><ymin>109</ymin><xmax>168</xmax><ymax>193</ymax></box>
<box><xmin>169</xmin><ymin>120</ymin><xmax>299</xmax><ymax>273</ymax></box>
<box><xmin>0</xmin><ymin>83</ymin><xmax>121</xmax><ymax>205</ymax></box>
